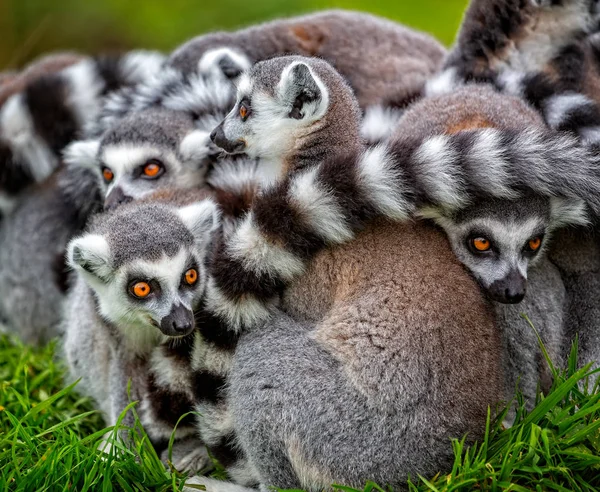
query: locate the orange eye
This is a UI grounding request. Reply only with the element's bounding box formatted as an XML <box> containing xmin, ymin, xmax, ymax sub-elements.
<box><xmin>142</xmin><ymin>160</ymin><xmax>163</xmax><ymax>178</ymax></box>
<box><xmin>239</xmin><ymin>104</ymin><xmax>249</xmax><ymax>120</ymax></box>
<box><xmin>528</xmin><ymin>237</ymin><xmax>542</xmax><ymax>252</ymax></box>
<box><xmin>185</xmin><ymin>268</ymin><xmax>198</xmax><ymax>285</ymax></box>
<box><xmin>472</xmin><ymin>237</ymin><xmax>491</xmax><ymax>252</ymax></box>
<box><xmin>131</xmin><ymin>281</ymin><xmax>151</xmax><ymax>299</ymax></box>
<box><xmin>102</xmin><ymin>167</ymin><xmax>114</xmax><ymax>183</ymax></box>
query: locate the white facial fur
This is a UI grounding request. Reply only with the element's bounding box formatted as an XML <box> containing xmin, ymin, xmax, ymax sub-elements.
<box><xmin>218</xmin><ymin>62</ymin><xmax>329</xmax><ymax>175</ymax></box>
<box><xmin>68</xmin><ymin>241</ymin><xmax>206</xmax><ymax>354</ymax></box>
<box><xmin>65</xmin><ymin>139</ymin><xmax>209</xmax><ymax>205</ymax></box>
<box><xmin>67</xmin><ymin>200</ymin><xmax>219</xmax><ymax>353</ymax></box>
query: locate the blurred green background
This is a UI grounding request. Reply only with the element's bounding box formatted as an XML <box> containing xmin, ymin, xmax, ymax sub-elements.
<box><xmin>1</xmin><ymin>0</ymin><xmax>470</xmax><ymax>70</ymax></box>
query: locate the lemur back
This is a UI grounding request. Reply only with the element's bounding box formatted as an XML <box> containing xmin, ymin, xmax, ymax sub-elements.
<box><xmin>168</xmin><ymin>10</ymin><xmax>447</xmax><ymax>109</ymax></box>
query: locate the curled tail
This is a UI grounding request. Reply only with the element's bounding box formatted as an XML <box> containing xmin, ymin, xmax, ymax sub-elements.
<box><xmin>204</xmin><ymin>127</ymin><xmax>600</xmax><ymax>331</ymax></box>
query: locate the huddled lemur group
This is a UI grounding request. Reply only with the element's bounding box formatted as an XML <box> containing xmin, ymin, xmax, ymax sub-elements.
<box><xmin>3</xmin><ymin>1</ymin><xmax>600</xmax><ymax>489</ymax></box>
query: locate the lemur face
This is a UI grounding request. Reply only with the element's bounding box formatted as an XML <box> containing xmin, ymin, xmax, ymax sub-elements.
<box><xmin>210</xmin><ymin>58</ymin><xmax>329</xmax><ymax>162</ymax></box>
<box><xmin>64</xmin><ymin>109</ymin><xmax>213</xmax><ymax>211</ymax></box>
<box><xmin>422</xmin><ymin>196</ymin><xmax>588</xmax><ymax>304</ymax></box>
<box><xmin>68</xmin><ymin>201</ymin><xmax>219</xmax><ymax>351</ymax></box>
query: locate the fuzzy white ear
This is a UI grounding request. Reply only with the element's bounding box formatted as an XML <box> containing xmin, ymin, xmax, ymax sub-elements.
<box><xmin>67</xmin><ymin>234</ymin><xmax>112</xmax><ymax>281</ymax></box>
<box><xmin>178</xmin><ymin>199</ymin><xmax>221</xmax><ymax>248</ymax></box>
<box><xmin>179</xmin><ymin>129</ymin><xmax>214</xmax><ymax>165</ymax></box>
<box><xmin>278</xmin><ymin>62</ymin><xmax>326</xmax><ymax>120</ymax></box>
<box><xmin>549</xmin><ymin>197</ymin><xmax>590</xmax><ymax>230</ymax></box>
<box><xmin>63</xmin><ymin>139</ymin><xmax>100</xmax><ymax>168</ymax></box>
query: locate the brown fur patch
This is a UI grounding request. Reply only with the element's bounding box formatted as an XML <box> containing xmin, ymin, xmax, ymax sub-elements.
<box><xmin>446</xmin><ymin>115</ymin><xmax>495</xmax><ymax>134</ymax></box>
<box><xmin>290</xmin><ymin>25</ymin><xmax>327</xmax><ymax>56</ymax></box>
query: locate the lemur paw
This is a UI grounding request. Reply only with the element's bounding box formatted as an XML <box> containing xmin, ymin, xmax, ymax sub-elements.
<box><xmin>161</xmin><ymin>441</ymin><xmax>212</xmax><ymax>474</ymax></box>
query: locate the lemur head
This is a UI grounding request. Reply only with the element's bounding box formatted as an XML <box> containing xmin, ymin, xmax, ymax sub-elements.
<box><xmin>68</xmin><ymin>200</ymin><xmax>219</xmax><ymax>352</ymax></box>
<box><xmin>210</xmin><ymin>56</ymin><xmax>361</xmax><ymax>178</ymax></box>
<box><xmin>64</xmin><ymin>107</ymin><xmax>213</xmax><ymax>211</ymax></box>
<box><xmin>421</xmin><ymin>196</ymin><xmax>589</xmax><ymax>304</ymax></box>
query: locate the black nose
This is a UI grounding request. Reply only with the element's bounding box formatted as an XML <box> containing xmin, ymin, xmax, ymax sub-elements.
<box><xmin>210</xmin><ymin>123</ymin><xmax>245</xmax><ymax>154</ymax></box>
<box><xmin>159</xmin><ymin>303</ymin><xmax>194</xmax><ymax>337</ymax></box>
<box><xmin>104</xmin><ymin>187</ymin><xmax>132</xmax><ymax>211</ymax></box>
<box><xmin>487</xmin><ymin>270</ymin><xmax>527</xmax><ymax>304</ymax></box>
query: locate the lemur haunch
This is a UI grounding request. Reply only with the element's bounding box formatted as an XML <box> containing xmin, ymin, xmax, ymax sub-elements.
<box><xmin>168</xmin><ymin>10</ymin><xmax>447</xmax><ymax>109</ymax></box>
<box><xmin>182</xmin><ymin>56</ymin><xmax>600</xmax><ymax>491</ymax></box>
<box><xmin>63</xmin><ymin>199</ymin><xmax>219</xmax><ymax>473</ymax></box>
<box><xmin>0</xmin><ymin>50</ymin><xmax>165</xmax><ymax>216</ymax></box>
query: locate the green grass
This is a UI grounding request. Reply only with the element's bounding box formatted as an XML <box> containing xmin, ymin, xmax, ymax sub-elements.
<box><xmin>1</xmin><ymin>329</ymin><xmax>599</xmax><ymax>491</ymax></box>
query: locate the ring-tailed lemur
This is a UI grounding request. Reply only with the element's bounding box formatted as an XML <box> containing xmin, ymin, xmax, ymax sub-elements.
<box><xmin>181</xmin><ymin>56</ymin><xmax>600</xmax><ymax>491</ymax></box>
<box><xmin>63</xmin><ymin>199</ymin><xmax>219</xmax><ymax>473</ymax></box>
<box><xmin>167</xmin><ymin>10</ymin><xmax>447</xmax><ymax>110</ymax></box>
<box><xmin>0</xmin><ymin>50</ymin><xmax>165</xmax><ymax>216</ymax></box>
<box><xmin>435</xmin><ymin>0</ymin><xmax>600</xmax><ymax>380</ymax></box>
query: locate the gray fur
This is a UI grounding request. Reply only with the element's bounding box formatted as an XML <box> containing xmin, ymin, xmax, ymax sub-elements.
<box><xmin>168</xmin><ymin>10</ymin><xmax>446</xmax><ymax>109</ymax></box>
<box><xmin>495</xmin><ymin>257</ymin><xmax>567</xmax><ymax>411</ymax></box>
<box><xmin>66</xmin><ymin>107</ymin><xmax>214</xmax><ymax>210</ymax></box>
<box><xmin>0</xmin><ymin>166</ymin><xmax>101</xmax><ymax>344</ymax></box>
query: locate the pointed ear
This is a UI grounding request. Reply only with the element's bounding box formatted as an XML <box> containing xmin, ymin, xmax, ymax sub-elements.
<box><xmin>178</xmin><ymin>200</ymin><xmax>221</xmax><ymax>249</ymax></box>
<box><xmin>67</xmin><ymin>234</ymin><xmax>113</xmax><ymax>281</ymax></box>
<box><xmin>198</xmin><ymin>47</ymin><xmax>251</xmax><ymax>81</ymax></box>
<box><xmin>179</xmin><ymin>129</ymin><xmax>215</xmax><ymax>165</ymax></box>
<box><xmin>278</xmin><ymin>62</ymin><xmax>323</xmax><ymax>120</ymax></box>
<box><xmin>549</xmin><ymin>197</ymin><xmax>590</xmax><ymax>230</ymax></box>
<box><xmin>63</xmin><ymin>139</ymin><xmax>100</xmax><ymax>169</ymax></box>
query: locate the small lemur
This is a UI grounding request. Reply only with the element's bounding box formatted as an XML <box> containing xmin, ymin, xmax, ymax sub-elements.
<box><xmin>63</xmin><ymin>199</ymin><xmax>219</xmax><ymax>473</ymax></box>
<box><xmin>167</xmin><ymin>10</ymin><xmax>447</xmax><ymax>109</ymax></box>
<box><xmin>0</xmin><ymin>50</ymin><xmax>165</xmax><ymax>216</ymax></box>
<box><xmin>180</xmin><ymin>56</ymin><xmax>600</xmax><ymax>491</ymax></box>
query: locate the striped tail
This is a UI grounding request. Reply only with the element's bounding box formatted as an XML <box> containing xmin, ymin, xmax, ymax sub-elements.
<box><xmin>0</xmin><ymin>50</ymin><xmax>165</xmax><ymax>196</ymax></box>
<box><xmin>92</xmin><ymin>66</ymin><xmax>235</xmax><ymax>138</ymax></box>
<box><xmin>497</xmin><ymin>68</ymin><xmax>600</xmax><ymax>144</ymax></box>
<box><xmin>204</xmin><ymin>127</ymin><xmax>600</xmax><ymax>332</ymax></box>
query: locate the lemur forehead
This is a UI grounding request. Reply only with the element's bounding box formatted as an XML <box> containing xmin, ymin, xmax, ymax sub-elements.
<box><xmin>453</xmin><ymin>196</ymin><xmax>551</xmax><ymax>224</ymax></box>
<box><xmin>91</xmin><ymin>203</ymin><xmax>195</xmax><ymax>268</ymax></box>
<box><xmin>125</xmin><ymin>247</ymin><xmax>194</xmax><ymax>284</ymax></box>
<box><xmin>101</xmin><ymin>108</ymin><xmax>194</xmax><ymax>150</ymax></box>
